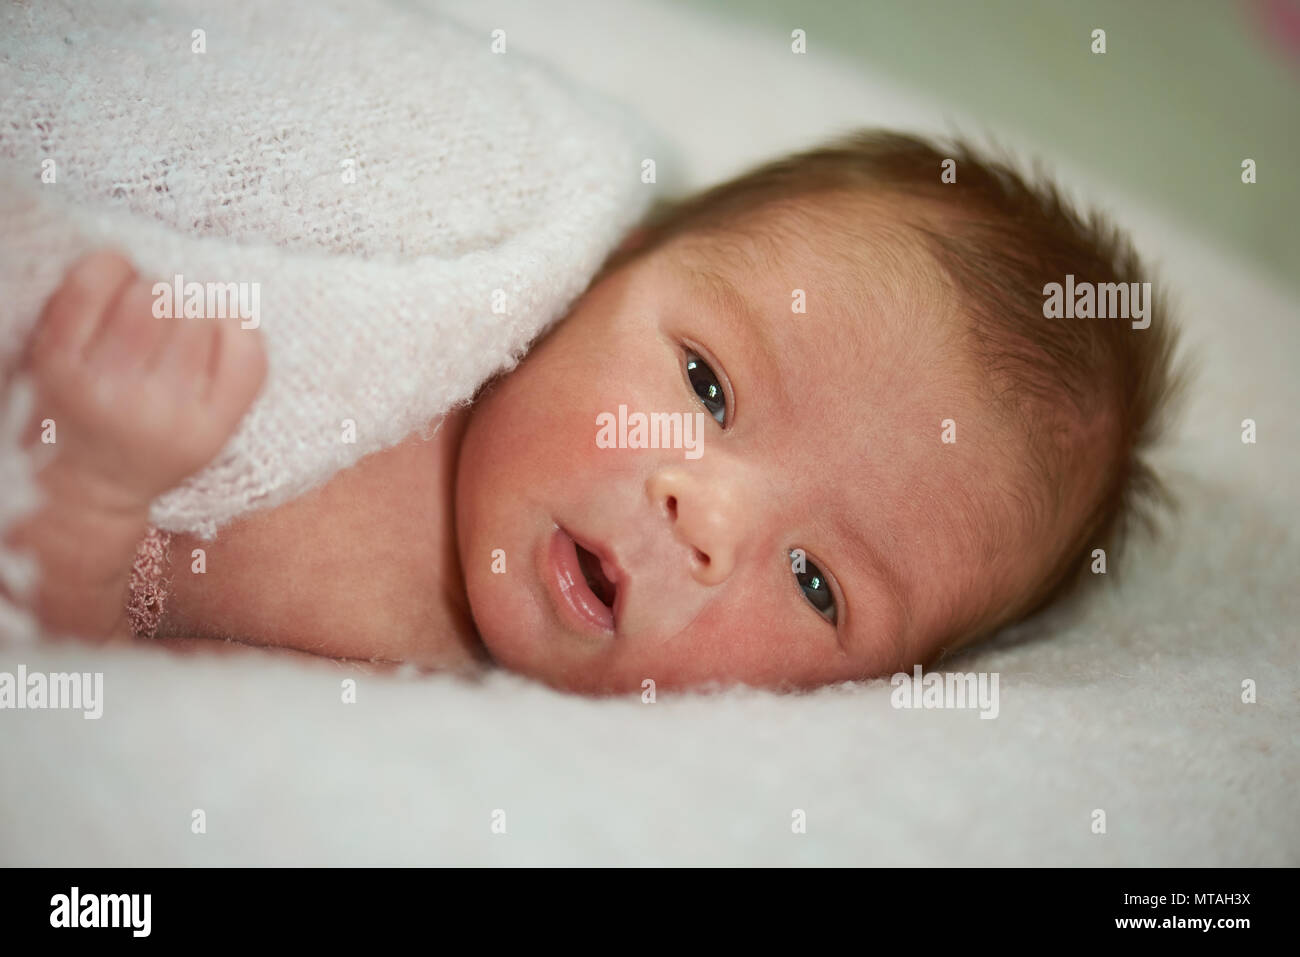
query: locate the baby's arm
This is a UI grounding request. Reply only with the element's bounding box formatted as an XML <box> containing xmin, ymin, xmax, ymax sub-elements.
<box><xmin>3</xmin><ymin>250</ymin><xmax>267</xmax><ymax>640</ymax></box>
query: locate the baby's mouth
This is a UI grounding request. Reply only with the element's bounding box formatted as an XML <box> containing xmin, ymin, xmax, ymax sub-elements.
<box><xmin>575</xmin><ymin>541</ymin><xmax>617</xmax><ymax>609</ymax></box>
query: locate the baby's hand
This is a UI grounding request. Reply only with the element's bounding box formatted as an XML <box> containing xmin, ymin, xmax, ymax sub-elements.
<box><xmin>4</xmin><ymin>249</ymin><xmax>267</xmax><ymax>640</ymax></box>
<box><xmin>21</xmin><ymin>249</ymin><xmax>268</xmax><ymax>511</ymax></box>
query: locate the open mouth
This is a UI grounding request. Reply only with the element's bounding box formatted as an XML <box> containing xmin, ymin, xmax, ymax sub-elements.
<box><xmin>575</xmin><ymin>541</ymin><xmax>617</xmax><ymax>609</ymax></box>
<box><xmin>545</xmin><ymin>526</ymin><xmax>621</xmax><ymax>637</ymax></box>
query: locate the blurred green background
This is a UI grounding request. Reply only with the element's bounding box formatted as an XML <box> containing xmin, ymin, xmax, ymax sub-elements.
<box><xmin>676</xmin><ymin>0</ymin><xmax>1299</xmax><ymax>293</ymax></box>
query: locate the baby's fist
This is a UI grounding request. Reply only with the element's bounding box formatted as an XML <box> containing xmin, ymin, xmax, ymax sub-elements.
<box><xmin>22</xmin><ymin>249</ymin><xmax>268</xmax><ymax>511</ymax></box>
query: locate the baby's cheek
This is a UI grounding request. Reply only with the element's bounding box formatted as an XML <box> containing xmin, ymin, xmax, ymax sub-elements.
<box><xmin>641</xmin><ymin>597</ymin><xmax>798</xmax><ymax>685</ymax></box>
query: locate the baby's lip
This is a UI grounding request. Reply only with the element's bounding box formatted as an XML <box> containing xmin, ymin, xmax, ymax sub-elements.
<box><xmin>546</xmin><ymin>526</ymin><xmax>617</xmax><ymax>638</ymax></box>
<box><xmin>568</xmin><ymin>529</ymin><xmax>624</xmax><ymax>590</ymax></box>
<box><xmin>560</xmin><ymin>526</ymin><xmax>625</xmax><ymax>624</ymax></box>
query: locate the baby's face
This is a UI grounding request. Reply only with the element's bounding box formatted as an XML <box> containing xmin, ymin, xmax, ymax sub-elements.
<box><xmin>456</xmin><ymin>209</ymin><xmax>1037</xmax><ymax>693</ymax></box>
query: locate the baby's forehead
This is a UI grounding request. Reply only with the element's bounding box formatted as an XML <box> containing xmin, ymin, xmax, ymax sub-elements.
<box><xmin>669</xmin><ymin>196</ymin><xmax>951</xmax><ymax>323</ymax></box>
<box><xmin>660</xmin><ymin>215</ymin><xmax>971</xmax><ymax>397</ymax></box>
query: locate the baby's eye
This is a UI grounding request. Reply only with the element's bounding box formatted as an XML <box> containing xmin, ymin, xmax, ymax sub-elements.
<box><xmin>791</xmin><ymin>550</ymin><xmax>837</xmax><ymax>624</ymax></box>
<box><xmin>685</xmin><ymin>351</ymin><xmax>727</xmax><ymax>425</ymax></box>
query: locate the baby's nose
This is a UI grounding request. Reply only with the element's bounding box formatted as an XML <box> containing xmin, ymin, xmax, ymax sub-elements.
<box><xmin>645</xmin><ymin>467</ymin><xmax>745</xmax><ymax>586</ymax></box>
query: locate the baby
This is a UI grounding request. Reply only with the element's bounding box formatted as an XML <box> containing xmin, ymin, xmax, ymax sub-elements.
<box><xmin>5</xmin><ymin>130</ymin><xmax>1183</xmax><ymax>694</ymax></box>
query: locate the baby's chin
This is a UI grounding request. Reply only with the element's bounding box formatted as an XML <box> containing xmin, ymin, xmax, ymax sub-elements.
<box><xmin>467</xmin><ymin>583</ymin><xmax>693</xmax><ymax>694</ymax></box>
<box><xmin>474</xmin><ymin>621</ymin><xmax>636</xmax><ymax>695</ymax></box>
<box><xmin>459</xmin><ymin>556</ymin><xmax>619</xmax><ymax>694</ymax></box>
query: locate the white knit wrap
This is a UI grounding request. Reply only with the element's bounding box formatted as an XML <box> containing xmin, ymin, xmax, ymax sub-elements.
<box><xmin>0</xmin><ymin>0</ymin><xmax>655</xmax><ymax>603</ymax></box>
<box><xmin>0</xmin><ymin>0</ymin><xmax>654</xmax><ymax>639</ymax></box>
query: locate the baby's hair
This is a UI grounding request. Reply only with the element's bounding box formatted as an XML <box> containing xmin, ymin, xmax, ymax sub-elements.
<box><xmin>596</xmin><ymin>129</ymin><xmax>1189</xmax><ymax>653</ymax></box>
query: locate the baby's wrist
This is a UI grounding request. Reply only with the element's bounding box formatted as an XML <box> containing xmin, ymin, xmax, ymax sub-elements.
<box><xmin>7</xmin><ymin>464</ymin><xmax>153</xmax><ymax>639</ymax></box>
<box><xmin>39</xmin><ymin>458</ymin><xmax>157</xmax><ymax>520</ymax></box>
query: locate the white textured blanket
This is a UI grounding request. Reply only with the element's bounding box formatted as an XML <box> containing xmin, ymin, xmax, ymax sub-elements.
<box><xmin>0</xmin><ymin>0</ymin><xmax>652</xmax><ymax>637</ymax></box>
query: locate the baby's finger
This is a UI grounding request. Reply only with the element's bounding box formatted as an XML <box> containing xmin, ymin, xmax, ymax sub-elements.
<box><xmin>84</xmin><ymin>279</ymin><xmax>172</xmax><ymax>377</ymax></box>
<box><xmin>205</xmin><ymin>322</ymin><xmax>268</xmax><ymax>413</ymax></box>
<box><xmin>153</xmin><ymin>319</ymin><xmax>220</xmax><ymax>402</ymax></box>
<box><xmin>27</xmin><ymin>250</ymin><xmax>137</xmax><ymax>366</ymax></box>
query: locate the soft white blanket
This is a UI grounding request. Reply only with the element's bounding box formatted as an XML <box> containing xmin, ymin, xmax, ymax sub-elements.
<box><xmin>0</xmin><ymin>0</ymin><xmax>1295</xmax><ymax>866</ymax></box>
<box><xmin>0</xmin><ymin>0</ymin><xmax>652</xmax><ymax>637</ymax></box>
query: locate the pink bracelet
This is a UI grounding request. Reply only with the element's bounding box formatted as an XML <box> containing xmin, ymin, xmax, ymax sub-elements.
<box><xmin>126</xmin><ymin>525</ymin><xmax>173</xmax><ymax>639</ymax></box>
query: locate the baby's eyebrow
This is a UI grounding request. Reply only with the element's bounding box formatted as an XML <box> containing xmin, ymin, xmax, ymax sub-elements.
<box><xmin>686</xmin><ymin>264</ymin><xmax>772</xmax><ymax>350</ymax></box>
<box><xmin>684</xmin><ymin>263</ymin><xmax>793</xmax><ymax>409</ymax></box>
